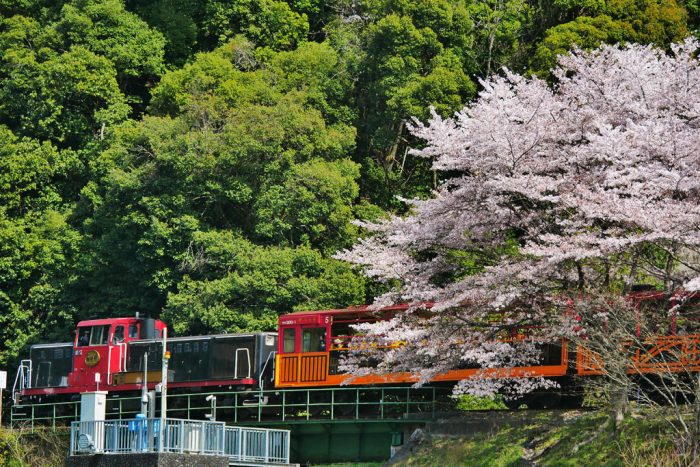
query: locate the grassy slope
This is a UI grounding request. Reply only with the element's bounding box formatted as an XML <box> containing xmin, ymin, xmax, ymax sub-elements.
<box><xmin>393</xmin><ymin>410</ymin><xmax>680</xmax><ymax>466</ymax></box>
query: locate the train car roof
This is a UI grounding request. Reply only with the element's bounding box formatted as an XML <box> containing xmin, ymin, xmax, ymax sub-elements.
<box><xmin>76</xmin><ymin>317</ymin><xmax>150</xmax><ymax>327</ymax></box>
<box><xmin>127</xmin><ymin>332</ymin><xmax>276</xmax><ymax>344</ymax></box>
<box><xmin>31</xmin><ymin>342</ymin><xmax>73</xmax><ymax>349</ymax></box>
<box><xmin>279</xmin><ymin>291</ymin><xmax>700</xmax><ymax>322</ymax></box>
<box><xmin>282</xmin><ymin>303</ymin><xmax>432</xmax><ymax>317</ymax></box>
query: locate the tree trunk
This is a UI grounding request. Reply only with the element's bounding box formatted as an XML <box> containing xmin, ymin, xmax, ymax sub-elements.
<box><xmin>610</xmin><ymin>388</ymin><xmax>629</xmax><ymax>431</ymax></box>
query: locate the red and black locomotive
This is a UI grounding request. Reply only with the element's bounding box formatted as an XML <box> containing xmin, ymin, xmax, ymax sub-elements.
<box><xmin>15</xmin><ymin>315</ymin><xmax>276</xmax><ymax>403</ymax></box>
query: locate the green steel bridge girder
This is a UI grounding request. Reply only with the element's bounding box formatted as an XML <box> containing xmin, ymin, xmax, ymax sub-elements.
<box><xmin>11</xmin><ymin>385</ymin><xmax>457</xmax><ymax>430</ymax></box>
<box><xmin>284</xmin><ymin>420</ymin><xmax>426</xmax><ymax>464</ymax></box>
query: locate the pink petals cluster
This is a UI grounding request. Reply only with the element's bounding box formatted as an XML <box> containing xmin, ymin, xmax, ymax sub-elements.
<box><xmin>336</xmin><ymin>40</ymin><xmax>700</xmax><ymax>396</ymax></box>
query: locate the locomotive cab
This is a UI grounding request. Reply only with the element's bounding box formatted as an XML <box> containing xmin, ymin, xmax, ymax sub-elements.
<box><xmin>67</xmin><ymin>317</ymin><xmax>167</xmax><ymax>392</ymax></box>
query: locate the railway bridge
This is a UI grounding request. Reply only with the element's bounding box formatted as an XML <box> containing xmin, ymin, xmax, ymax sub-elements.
<box><xmin>11</xmin><ymin>385</ymin><xmax>458</xmax><ymax>463</ymax></box>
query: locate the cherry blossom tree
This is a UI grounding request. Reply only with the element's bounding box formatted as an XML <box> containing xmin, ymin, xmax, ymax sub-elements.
<box><xmin>336</xmin><ymin>39</ymin><xmax>700</xmax><ymax>398</ymax></box>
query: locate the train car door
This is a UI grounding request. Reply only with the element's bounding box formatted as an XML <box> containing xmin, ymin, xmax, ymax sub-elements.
<box><xmin>276</xmin><ymin>313</ymin><xmax>332</xmax><ymax>386</ymax></box>
<box><xmin>298</xmin><ymin>321</ymin><xmax>330</xmax><ymax>384</ymax></box>
<box><xmin>108</xmin><ymin>324</ymin><xmax>127</xmax><ymax>383</ymax></box>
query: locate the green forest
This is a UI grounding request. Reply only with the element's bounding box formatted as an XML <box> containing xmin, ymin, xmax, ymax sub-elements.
<box><xmin>0</xmin><ymin>0</ymin><xmax>695</xmax><ymax>365</ymax></box>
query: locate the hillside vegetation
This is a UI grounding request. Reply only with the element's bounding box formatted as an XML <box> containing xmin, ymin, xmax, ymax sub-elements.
<box><xmin>392</xmin><ymin>409</ymin><xmax>691</xmax><ymax>466</ymax></box>
<box><xmin>0</xmin><ymin>0</ymin><xmax>696</xmax><ymax>368</ymax></box>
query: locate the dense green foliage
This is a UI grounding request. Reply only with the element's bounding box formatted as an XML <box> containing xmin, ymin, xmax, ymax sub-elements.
<box><xmin>0</xmin><ymin>0</ymin><xmax>694</xmax><ymax>365</ymax></box>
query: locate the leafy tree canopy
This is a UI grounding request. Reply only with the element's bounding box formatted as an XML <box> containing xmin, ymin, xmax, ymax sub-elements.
<box><xmin>0</xmin><ymin>127</ymin><xmax>80</xmax><ymax>364</ymax></box>
<box><xmin>71</xmin><ymin>39</ymin><xmax>367</xmax><ymax>332</ymax></box>
<box><xmin>532</xmin><ymin>0</ymin><xmax>688</xmax><ymax>73</ymax></box>
<box><xmin>0</xmin><ymin>0</ymin><xmax>165</xmax><ymax>149</ymax></box>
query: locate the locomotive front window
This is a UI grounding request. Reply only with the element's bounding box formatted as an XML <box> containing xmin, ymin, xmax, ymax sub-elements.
<box><xmin>77</xmin><ymin>328</ymin><xmax>90</xmax><ymax>346</ymax></box>
<box><xmin>283</xmin><ymin>328</ymin><xmax>296</xmax><ymax>353</ymax></box>
<box><xmin>89</xmin><ymin>325</ymin><xmax>110</xmax><ymax>346</ymax></box>
<box><xmin>302</xmin><ymin>327</ymin><xmax>326</xmax><ymax>352</ymax></box>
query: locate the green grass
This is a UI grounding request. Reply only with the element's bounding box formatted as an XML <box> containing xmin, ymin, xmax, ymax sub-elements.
<box><xmin>392</xmin><ymin>409</ymin><xmax>684</xmax><ymax>466</ymax></box>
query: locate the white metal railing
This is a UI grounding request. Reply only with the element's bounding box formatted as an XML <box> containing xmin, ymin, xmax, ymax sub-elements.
<box><xmin>225</xmin><ymin>426</ymin><xmax>290</xmax><ymax>465</ymax></box>
<box><xmin>70</xmin><ymin>418</ymin><xmax>225</xmax><ymax>456</ymax></box>
<box><xmin>12</xmin><ymin>359</ymin><xmax>32</xmax><ymax>403</ymax></box>
<box><xmin>69</xmin><ymin>418</ymin><xmax>291</xmax><ymax>465</ymax></box>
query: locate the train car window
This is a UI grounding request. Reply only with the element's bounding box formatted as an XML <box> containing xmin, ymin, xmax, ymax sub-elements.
<box><xmin>302</xmin><ymin>328</ymin><xmax>326</xmax><ymax>352</ymax></box>
<box><xmin>90</xmin><ymin>325</ymin><xmax>110</xmax><ymax>346</ymax></box>
<box><xmin>129</xmin><ymin>324</ymin><xmax>139</xmax><ymax>339</ymax></box>
<box><xmin>77</xmin><ymin>328</ymin><xmax>90</xmax><ymax>346</ymax></box>
<box><xmin>639</xmin><ymin>298</ymin><xmax>670</xmax><ymax>335</ymax></box>
<box><xmin>184</xmin><ymin>343</ymin><xmax>191</xmax><ymax>353</ymax></box>
<box><xmin>176</xmin><ymin>343</ymin><xmax>182</xmax><ymax>353</ymax></box>
<box><xmin>283</xmin><ymin>328</ymin><xmax>296</xmax><ymax>353</ymax></box>
<box><xmin>113</xmin><ymin>325</ymin><xmax>125</xmax><ymax>344</ymax></box>
<box><xmin>677</xmin><ymin>298</ymin><xmax>700</xmax><ymax>334</ymax></box>
<box><xmin>193</xmin><ymin>342</ymin><xmax>199</xmax><ymax>352</ymax></box>
<box><xmin>202</xmin><ymin>342</ymin><xmax>208</xmax><ymax>352</ymax></box>
<box><xmin>53</xmin><ymin>348</ymin><xmax>63</xmax><ymax>359</ymax></box>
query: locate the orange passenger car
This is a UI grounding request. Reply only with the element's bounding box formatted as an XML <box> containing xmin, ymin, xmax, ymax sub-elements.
<box><xmin>274</xmin><ymin>293</ymin><xmax>700</xmax><ymax>389</ymax></box>
<box><xmin>273</xmin><ymin>304</ymin><xmax>571</xmax><ymax>388</ymax></box>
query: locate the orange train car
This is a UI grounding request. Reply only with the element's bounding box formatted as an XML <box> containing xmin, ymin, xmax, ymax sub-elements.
<box><xmin>274</xmin><ymin>293</ymin><xmax>700</xmax><ymax>390</ymax></box>
<box><xmin>274</xmin><ymin>304</ymin><xmax>571</xmax><ymax>389</ymax></box>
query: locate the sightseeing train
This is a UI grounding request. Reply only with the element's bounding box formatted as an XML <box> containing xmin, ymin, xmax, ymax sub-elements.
<box><xmin>12</xmin><ymin>291</ymin><xmax>700</xmax><ymax>408</ymax></box>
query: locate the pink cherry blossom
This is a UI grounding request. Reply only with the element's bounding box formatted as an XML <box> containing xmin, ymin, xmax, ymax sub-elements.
<box><xmin>336</xmin><ymin>40</ymin><xmax>700</xmax><ymax>396</ymax></box>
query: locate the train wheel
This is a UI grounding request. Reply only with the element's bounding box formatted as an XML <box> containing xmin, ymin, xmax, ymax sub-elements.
<box><xmin>504</xmin><ymin>397</ymin><xmax>525</xmax><ymax>410</ymax></box>
<box><xmin>529</xmin><ymin>392</ymin><xmax>561</xmax><ymax>409</ymax></box>
<box><xmin>560</xmin><ymin>393</ymin><xmax>584</xmax><ymax>409</ymax></box>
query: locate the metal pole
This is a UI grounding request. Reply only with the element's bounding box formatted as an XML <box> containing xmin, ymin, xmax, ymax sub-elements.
<box><xmin>141</xmin><ymin>352</ymin><xmax>148</xmax><ymax>416</ymax></box>
<box><xmin>159</xmin><ymin>328</ymin><xmax>168</xmax><ymax>452</ymax></box>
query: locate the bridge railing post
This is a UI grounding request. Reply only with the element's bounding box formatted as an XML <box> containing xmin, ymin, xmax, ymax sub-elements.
<box><xmin>380</xmin><ymin>388</ymin><xmax>384</xmax><ymax>419</ymax></box>
<box><xmin>355</xmin><ymin>389</ymin><xmax>359</xmax><ymax>419</ymax></box>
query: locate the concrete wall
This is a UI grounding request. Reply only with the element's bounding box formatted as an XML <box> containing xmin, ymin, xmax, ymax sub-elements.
<box><xmin>65</xmin><ymin>453</ymin><xmax>228</xmax><ymax>467</ymax></box>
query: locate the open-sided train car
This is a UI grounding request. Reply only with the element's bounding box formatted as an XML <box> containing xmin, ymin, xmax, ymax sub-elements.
<box><xmin>274</xmin><ymin>303</ymin><xmax>570</xmax><ymax>389</ymax></box>
<box><xmin>273</xmin><ymin>292</ymin><xmax>700</xmax><ymax>402</ymax></box>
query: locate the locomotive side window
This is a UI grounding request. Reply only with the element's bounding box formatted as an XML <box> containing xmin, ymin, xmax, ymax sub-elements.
<box><xmin>129</xmin><ymin>324</ymin><xmax>139</xmax><ymax>339</ymax></box>
<box><xmin>113</xmin><ymin>325</ymin><xmax>125</xmax><ymax>344</ymax></box>
<box><xmin>302</xmin><ymin>328</ymin><xmax>326</xmax><ymax>352</ymax></box>
<box><xmin>89</xmin><ymin>325</ymin><xmax>110</xmax><ymax>346</ymax></box>
<box><xmin>283</xmin><ymin>328</ymin><xmax>296</xmax><ymax>353</ymax></box>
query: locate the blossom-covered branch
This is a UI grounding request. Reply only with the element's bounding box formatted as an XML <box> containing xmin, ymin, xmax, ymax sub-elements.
<box><xmin>336</xmin><ymin>40</ymin><xmax>700</xmax><ymax>396</ymax></box>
